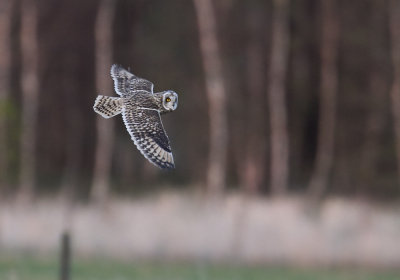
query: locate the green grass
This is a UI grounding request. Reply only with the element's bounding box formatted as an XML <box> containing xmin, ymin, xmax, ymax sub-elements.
<box><xmin>0</xmin><ymin>256</ymin><xmax>400</xmax><ymax>280</ymax></box>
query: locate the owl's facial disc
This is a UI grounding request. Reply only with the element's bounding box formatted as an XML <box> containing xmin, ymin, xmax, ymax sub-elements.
<box><xmin>162</xmin><ymin>91</ymin><xmax>178</xmax><ymax>111</ymax></box>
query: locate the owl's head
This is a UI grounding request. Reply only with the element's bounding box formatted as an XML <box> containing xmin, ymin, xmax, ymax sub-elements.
<box><xmin>162</xmin><ymin>90</ymin><xmax>178</xmax><ymax>111</ymax></box>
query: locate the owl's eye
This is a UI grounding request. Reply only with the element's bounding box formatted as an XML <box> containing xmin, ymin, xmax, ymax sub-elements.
<box><xmin>166</xmin><ymin>97</ymin><xmax>171</xmax><ymax>102</ymax></box>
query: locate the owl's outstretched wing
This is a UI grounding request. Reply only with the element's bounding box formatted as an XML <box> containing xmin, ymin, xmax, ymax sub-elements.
<box><xmin>122</xmin><ymin>107</ymin><xmax>175</xmax><ymax>169</ymax></box>
<box><xmin>111</xmin><ymin>64</ymin><xmax>154</xmax><ymax>96</ymax></box>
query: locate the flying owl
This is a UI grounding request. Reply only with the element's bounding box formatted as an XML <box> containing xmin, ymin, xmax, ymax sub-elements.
<box><xmin>93</xmin><ymin>64</ymin><xmax>178</xmax><ymax>169</ymax></box>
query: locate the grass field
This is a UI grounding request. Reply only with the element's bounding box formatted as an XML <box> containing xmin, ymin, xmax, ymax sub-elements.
<box><xmin>1</xmin><ymin>257</ymin><xmax>400</xmax><ymax>280</ymax></box>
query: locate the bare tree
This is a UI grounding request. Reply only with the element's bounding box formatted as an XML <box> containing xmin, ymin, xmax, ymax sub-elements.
<box><xmin>193</xmin><ymin>0</ymin><xmax>228</xmax><ymax>194</ymax></box>
<box><xmin>241</xmin><ymin>1</ymin><xmax>266</xmax><ymax>194</ymax></box>
<box><xmin>359</xmin><ymin>1</ymin><xmax>387</xmax><ymax>193</ymax></box>
<box><xmin>0</xmin><ymin>0</ymin><xmax>13</xmax><ymax>189</ymax></box>
<box><xmin>268</xmin><ymin>0</ymin><xmax>290</xmax><ymax>195</ymax></box>
<box><xmin>59</xmin><ymin>2</ymin><xmax>99</xmax><ymax>200</ymax></box>
<box><xmin>389</xmin><ymin>0</ymin><xmax>400</xmax><ymax>184</ymax></box>
<box><xmin>18</xmin><ymin>0</ymin><xmax>39</xmax><ymax>202</ymax></box>
<box><xmin>308</xmin><ymin>0</ymin><xmax>338</xmax><ymax>198</ymax></box>
<box><xmin>90</xmin><ymin>0</ymin><xmax>115</xmax><ymax>204</ymax></box>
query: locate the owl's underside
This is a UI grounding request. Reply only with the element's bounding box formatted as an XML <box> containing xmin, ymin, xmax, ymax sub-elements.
<box><xmin>93</xmin><ymin>64</ymin><xmax>178</xmax><ymax>169</ymax></box>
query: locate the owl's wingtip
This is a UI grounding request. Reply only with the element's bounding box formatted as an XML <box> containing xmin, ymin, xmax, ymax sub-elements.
<box><xmin>166</xmin><ymin>164</ymin><xmax>176</xmax><ymax>170</ymax></box>
<box><xmin>158</xmin><ymin>161</ymin><xmax>175</xmax><ymax>170</ymax></box>
<box><xmin>110</xmin><ymin>64</ymin><xmax>121</xmax><ymax>75</ymax></box>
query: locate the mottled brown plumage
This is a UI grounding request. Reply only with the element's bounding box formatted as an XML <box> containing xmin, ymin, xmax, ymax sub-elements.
<box><xmin>93</xmin><ymin>64</ymin><xmax>178</xmax><ymax>169</ymax></box>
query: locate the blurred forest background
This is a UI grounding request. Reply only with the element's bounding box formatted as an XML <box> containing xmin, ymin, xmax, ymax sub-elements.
<box><xmin>2</xmin><ymin>0</ymin><xmax>400</xmax><ymax>273</ymax></box>
<box><xmin>0</xmin><ymin>0</ymin><xmax>400</xmax><ymax>201</ymax></box>
<box><xmin>0</xmin><ymin>0</ymin><xmax>400</xmax><ymax>202</ymax></box>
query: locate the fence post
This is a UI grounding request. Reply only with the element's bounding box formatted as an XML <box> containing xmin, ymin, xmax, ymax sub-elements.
<box><xmin>60</xmin><ymin>231</ymin><xmax>71</xmax><ymax>280</ymax></box>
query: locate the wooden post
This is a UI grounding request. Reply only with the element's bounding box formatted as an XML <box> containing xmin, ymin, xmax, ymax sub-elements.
<box><xmin>60</xmin><ymin>231</ymin><xmax>71</xmax><ymax>280</ymax></box>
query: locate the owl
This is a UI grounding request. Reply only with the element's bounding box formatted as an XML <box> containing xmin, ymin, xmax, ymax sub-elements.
<box><xmin>93</xmin><ymin>64</ymin><xmax>178</xmax><ymax>169</ymax></box>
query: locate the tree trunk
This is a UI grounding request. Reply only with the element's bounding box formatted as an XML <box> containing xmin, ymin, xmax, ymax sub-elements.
<box><xmin>308</xmin><ymin>0</ymin><xmax>338</xmax><ymax>198</ymax></box>
<box><xmin>0</xmin><ymin>0</ymin><xmax>13</xmax><ymax>190</ymax></box>
<box><xmin>241</xmin><ymin>2</ymin><xmax>266</xmax><ymax>194</ymax></box>
<box><xmin>389</xmin><ymin>0</ymin><xmax>400</xmax><ymax>184</ymax></box>
<box><xmin>60</xmin><ymin>73</ymin><xmax>83</xmax><ymax>200</ymax></box>
<box><xmin>58</xmin><ymin>1</ymin><xmax>99</xmax><ymax>200</ymax></box>
<box><xmin>268</xmin><ymin>0</ymin><xmax>290</xmax><ymax>195</ymax></box>
<box><xmin>359</xmin><ymin>1</ymin><xmax>387</xmax><ymax>194</ymax></box>
<box><xmin>18</xmin><ymin>0</ymin><xmax>39</xmax><ymax>202</ymax></box>
<box><xmin>90</xmin><ymin>0</ymin><xmax>115</xmax><ymax>204</ymax></box>
<box><xmin>193</xmin><ymin>0</ymin><xmax>228</xmax><ymax>194</ymax></box>
<box><xmin>289</xmin><ymin>0</ymin><xmax>319</xmax><ymax>186</ymax></box>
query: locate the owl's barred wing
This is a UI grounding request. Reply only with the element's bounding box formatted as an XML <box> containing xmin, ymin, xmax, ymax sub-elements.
<box><xmin>111</xmin><ymin>64</ymin><xmax>154</xmax><ymax>96</ymax></box>
<box><xmin>122</xmin><ymin>108</ymin><xmax>175</xmax><ymax>169</ymax></box>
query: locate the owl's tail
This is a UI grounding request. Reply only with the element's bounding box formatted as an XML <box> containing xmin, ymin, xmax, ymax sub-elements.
<box><xmin>93</xmin><ymin>95</ymin><xmax>123</xmax><ymax>118</ymax></box>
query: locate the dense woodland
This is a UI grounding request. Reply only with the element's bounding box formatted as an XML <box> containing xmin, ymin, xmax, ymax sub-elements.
<box><xmin>0</xmin><ymin>0</ymin><xmax>400</xmax><ymax>201</ymax></box>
